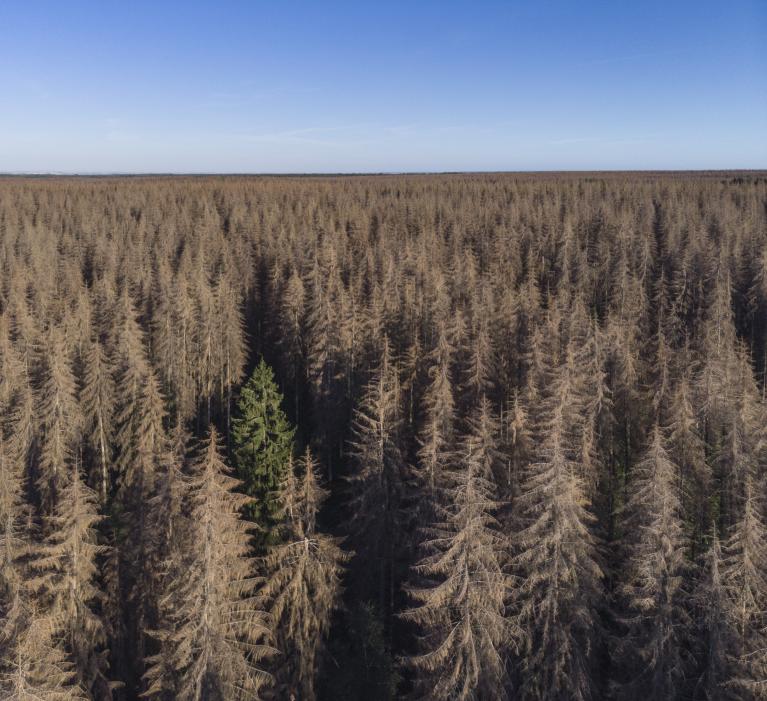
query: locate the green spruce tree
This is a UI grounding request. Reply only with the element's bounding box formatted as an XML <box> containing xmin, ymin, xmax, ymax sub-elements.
<box><xmin>232</xmin><ymin>359</ymin><xmax>296</xmax><ymax>544</ymax></box>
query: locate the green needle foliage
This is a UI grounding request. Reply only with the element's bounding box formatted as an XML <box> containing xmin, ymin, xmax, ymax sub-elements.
<box><xmin>232</xmin><ymin>358</ymin><xmax>296</xmax><ymax>544</ymax></box>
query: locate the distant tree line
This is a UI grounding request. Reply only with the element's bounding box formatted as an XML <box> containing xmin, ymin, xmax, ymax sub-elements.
<box><xmin>0</xmin><ymin>172</ymin><xmax>766</xmax><ymax>699</ymax></box>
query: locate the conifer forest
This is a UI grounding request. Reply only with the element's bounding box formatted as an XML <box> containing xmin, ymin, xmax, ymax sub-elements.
<box><xmin>2</xmin><ymin>171</ymin><xmax>767</xmax><ymax>700</ymax></box>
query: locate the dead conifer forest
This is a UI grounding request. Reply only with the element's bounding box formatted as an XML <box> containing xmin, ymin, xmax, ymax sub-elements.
<box><xmin>2</xmin><ymin>171</ymin><xmax>767</xmax><ymax>700</ymax></box>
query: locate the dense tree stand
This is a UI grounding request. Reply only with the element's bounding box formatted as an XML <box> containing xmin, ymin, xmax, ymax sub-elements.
<box><xmin>0</xmin><ymin>172</ymin><xmax>766</xmax><ymax>699</ymax></box>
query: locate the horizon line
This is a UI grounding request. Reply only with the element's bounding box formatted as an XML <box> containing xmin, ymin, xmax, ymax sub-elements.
<box><xmin>1</xmin><ymin>168</ymin><xmax>766</xmax><ymax>178</ymax></box>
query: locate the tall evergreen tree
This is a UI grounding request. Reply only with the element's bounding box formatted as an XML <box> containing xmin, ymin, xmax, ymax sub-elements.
<box><xmin>232</xmin><ymin>359</ymin><xmax>295</xmax><ymax>544</ymax></box>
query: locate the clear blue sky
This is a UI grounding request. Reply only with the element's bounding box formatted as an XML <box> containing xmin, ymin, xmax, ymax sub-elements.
<box><xmin>1</xmin><ymin>0</ymin><xmax>765</xmax><ymax>172</ymax></box>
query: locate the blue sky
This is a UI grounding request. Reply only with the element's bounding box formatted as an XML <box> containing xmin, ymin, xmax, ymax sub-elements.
<box><xmin>1</xmin><ymin>0</ymin><xmax>765</xmax><ymax>172</ymax></box>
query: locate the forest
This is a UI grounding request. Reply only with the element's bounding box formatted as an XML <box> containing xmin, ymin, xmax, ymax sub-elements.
<box><xmin>0</xmin><ymin>171</ymin><xmax>766</xmax><ymax>700</ymax></box>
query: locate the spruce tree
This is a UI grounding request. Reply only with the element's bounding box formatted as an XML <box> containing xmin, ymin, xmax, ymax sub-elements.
<box><xmin>511</xmin><ymin>346</ymin><xmax>603</xmax><ymax>701</ymax></box>
<box><xmin>667</xmin><ymin>367</ymin><xmax>710</xmax><ymax>557</ymax></box>
<box><xmin>501</xmin><ymin>391</ymin><xmax>531</xmax><ymax>499</ymax></box>
<box><xmin>0</xmin><ymin>437</ymin><xmax>88</xmax><ymax>700</ymax></box>
<box><xmin>27</xmin><ymin>461</ymin><xmax>110</xmax><ymax>697</ymax></box>
<box><xmin>305</xmin><ymin>251</ymin><xmax>346</xmax><ymax>479</ymax></box>
<box><xmin>347</xmin><ymin>339</ymin><xmax>405</xmax><ymax>611</ymax></box>
<box><xmin>614</xmin><ymin>426</ymin><xmax>690</xmax><ymax>700</ymax></box>
<box><xmin>232</xmin><ymin>359</ymin><xmax>295</xmax><ymax>542</ymax></box>
<box><xmin>143</xmin><ymin>427</ymin><xmax>274</xmax><ymax>700</ymax></box>
<box><xmin>0</xmin><ymin>434</ymin><xmax>29</xmax><ymax>604</ymax></box>
<box><xmin>36</xmin><ymin>327</ymin><xmax>81</xmax><ymax>514</ymax></box>
<box><xmin>415</xmin><ymin>322</ymin><xmax>456</xmax><ymax>499</ymax></box>
<box><xmin>276</xmin><ymin>266</ymin><xmax>307</xmax><ymax>426</ymax></box>
<box><xmin>213</xmin><ymin>268</ymin><xmax>246</xmax><ymax>435</ymax></box>
<box><xmin>111</xmin><ymin>363</ymin><xmax>168</xmax><ymax>695</ymax></box>
<box><xmin>80</xmin><ymin>335</ymin><xmax>115</xmax><ymax>504</ymax></box>
<box><xmin>459</xmin><ymin>316</ymin><xmax>497</xmax><ymax>415</ymax></box>
<box><xmin>694</xmin><ymin>530</ymin><xmax>736</xmax><ymax>700</ymax></box>
<box><xmin>0</xmin><ymin>603</ymin><xmax>87</xmax><ymax>700</ymax></box>
<box><xmin>112</xmin><ymin>289</ymin><xmax>151</xmax><ymax>485</ymax></box>
<box><xmin>403</xmin><ymin>398</ymin><xmax>515</xmax><ymax>700</ymax></box>
<box><xmin>721</xmin><ymin>479</ymin><xmax>767</xmax><ymax>696</ymax></box>
<box><xmin>259</xmin><ymin>449</ymin><xmax>348</xmax><ymax>700</ymax></box>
